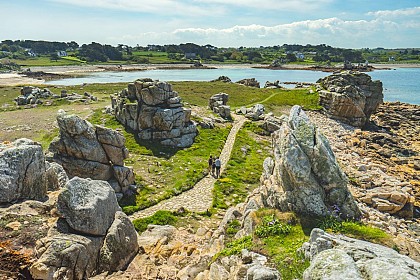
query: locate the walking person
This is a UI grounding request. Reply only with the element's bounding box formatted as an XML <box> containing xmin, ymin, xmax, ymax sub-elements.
<box><xmin>215</xmin><ymin>157</ymin><xmax>221</xmax><ymax>178</ymax></box>
<box><xmin>208</xmin><ymin>155</ymin><xmax>213</xmax><ymax>175</ymax></box>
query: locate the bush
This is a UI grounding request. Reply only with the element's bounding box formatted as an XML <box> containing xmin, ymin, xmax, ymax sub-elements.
<box><xmin>255</xmin><ymin>215</ymin><xmax>292</xmax><ymax>238</ymax></box>
<box><xmin>226</xmin><ymin>219</ymin><xmax>241</xmax><ymax>237</ymax></box>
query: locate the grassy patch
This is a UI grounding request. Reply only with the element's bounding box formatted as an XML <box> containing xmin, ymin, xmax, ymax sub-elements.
<box><xmin>214</xmin><ymin>235</ymin><xmax>254</xmax><ymax>260</ymax></box>
<box><xmin>132</xmin><ymin>210</ymin><xmax>178</xmax><ymax>233</ymax></box>
<box><xmin>173</xmin><ymin>81</ymin><xmax>320</xmax><ymax>112</ymax></box>
<box><xmin>317</xmin><ymin>216</ymin><xmax>394</xmax><ymax>246</ymax></box>
<box><xmin>213</xmin><ymin>209</ymin><xmax>309</xmax><ymax>280</ymax></box>
<box><xmin>212</xmin><ymin>122</ymin><xmax>271</xmax><ymax>209</ymax></box>
<box><xmin>250</xmin><ymin>209</ymin><xmax>310</xmax><ymax>280</ymax></box>
<box><xmin>35</xmin><ymin>128</ymin><xmax>59</xmax><ymax>150</ymax></box>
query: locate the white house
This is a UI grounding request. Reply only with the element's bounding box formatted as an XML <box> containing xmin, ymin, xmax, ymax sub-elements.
<box><xmin>57</xmin><ymin>51</ymin><xmax>67</xmax><ymax>57</ymax></box>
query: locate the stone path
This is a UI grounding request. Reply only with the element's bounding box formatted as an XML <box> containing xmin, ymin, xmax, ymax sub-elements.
<box><xmin>130</xmin><ymin>114</ymin><xmax>247</xmax><ymax>220</ymax></box>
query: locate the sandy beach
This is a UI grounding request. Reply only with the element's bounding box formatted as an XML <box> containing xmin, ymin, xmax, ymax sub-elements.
<box><xmin>1</xmin><ymin>63</ymin><xmax>419</xmax><ymax>86</ymax></box>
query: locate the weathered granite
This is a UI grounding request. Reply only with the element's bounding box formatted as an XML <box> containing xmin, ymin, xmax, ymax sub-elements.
<box><xmin>317</xmin><ymin>71</ymin><xmax>383</xmax><ymax>127</ymax></box>
<box><xmin>111</xmin><ymin>79</ymin><xmax>197</xmax><ymax>148</ymax></box>
<box><xmin>0</xmin><ymin>138</ymin><xmax>47</xmax><ymax>203</ymax></box>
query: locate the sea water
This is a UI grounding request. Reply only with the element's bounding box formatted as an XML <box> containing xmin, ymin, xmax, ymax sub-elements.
<box><xmin>46</xmin><ymin>67</ymin><xmax>420</xmax><ymax>105</ymax></box>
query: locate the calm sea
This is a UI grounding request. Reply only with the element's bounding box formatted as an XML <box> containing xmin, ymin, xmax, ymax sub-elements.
<box><xmin>46</xmin><ymin>67</ymin><xmax>420</xmax><ymax>105</ymax></box>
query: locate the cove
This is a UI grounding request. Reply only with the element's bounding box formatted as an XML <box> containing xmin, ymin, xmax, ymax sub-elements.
<box><xmin>46</xmin><ymin>67</ymin><xmax>420</xmax><ymax>105</ymax></box>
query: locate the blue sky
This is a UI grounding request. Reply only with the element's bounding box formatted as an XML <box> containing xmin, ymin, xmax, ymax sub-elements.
<box><xmin>1</xmin><ymin>0</ymin><xmax>419</xmax><ymax>48</ymax></box>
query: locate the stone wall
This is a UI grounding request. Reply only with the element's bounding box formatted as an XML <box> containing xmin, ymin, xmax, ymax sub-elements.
<box><xmin>111</xmin><ymin>79</ymin><xmax>197</xmax><ymax>148</ymax></box>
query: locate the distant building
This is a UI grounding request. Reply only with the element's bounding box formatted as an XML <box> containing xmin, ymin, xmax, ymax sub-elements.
<box><xmin>57</xmin><ymin>51</ymin><xmax>67</xmax><ymax>57</ymax></box>
<box><xmin>296</xmin><ymin>53</ymin><xmax>305</xmax><ymax>59</ymax></box>
<box><xmin>389</xmin><ymin>56</ymin><xmax>395</xmax><ymax>62</ymax></box>
<box><xmin>27</xmin><ymin>50</ymin><xmax>37</xmax><ymax>57</ymax></box>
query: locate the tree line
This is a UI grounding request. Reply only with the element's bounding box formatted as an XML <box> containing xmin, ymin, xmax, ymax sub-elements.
<box><xmin>1</xmin><ymin>40</ymin><xmax>419</xmax><ymax>64</ymax></box>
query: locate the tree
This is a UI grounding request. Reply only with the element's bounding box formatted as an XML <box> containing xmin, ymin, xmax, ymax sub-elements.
<box><xmin>50</xmin><ymin>53</ymin><xmax>60</xmax><ymax>62</ymax></box>
<box><xmin>285</xmin><ymin>53</ymin><xmax>297</xmax><ymax>62</ymax></box>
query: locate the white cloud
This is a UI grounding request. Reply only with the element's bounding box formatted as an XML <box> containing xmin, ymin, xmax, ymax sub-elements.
<box><xmin>366</xmin><ymin>6</ymin><xmax>420</xmax><ymax>18</ymax></box>
<box><xmin>113</xmin><ymin>16</ymin><xmax>415</xmax><ymax>48</ymax></box>
<box><xmin>168</xmin><ymin>18</ymin><xmax>400</xmax><ymax>46</ymax></box>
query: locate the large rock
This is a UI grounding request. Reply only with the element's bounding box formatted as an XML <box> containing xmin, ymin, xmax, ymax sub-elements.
<box><xmin>49</xmin><ymin>110</ymin><xmax>134</xmax><ymax>198</ymax></box>
<box><xmin>111</xmin><ymin>79</ymin><xmax>197</xmax><ymax>148</ymax></box>
<box><xmin>262</xmin><ymin>105</ymin><xmax>360</xmax><ymax>219</ymax></box>
<box><xmin>57</xmin><ymin>177</ymin><xmax>121</xmax><ymax>236</ymax></box>
<box><xmin>99</xmin><ymin>211</ymin><xmax>139</xmax><ymax>271</ymax></box>
<box><xmin>209</xmin><ymin>93</ymin><xmax>231</xmax><ymax>119</ymax></box>
<box><xmin>236</xmin><ymin>78</ymin><xmax>260</xmax><ymax>88</ymax></box>
<box><xmin>301</xmin><ymin>228</ymin><xmax>420</xmax><ymax>280</ymax></box>
<box><xmin>0</xmin><ymin>138</ymin><xmax>47</xmax><ymax>203</ymax></box>
<box><xmin>317</xmin><ymin>71</ymin><xmax>383</xmax><ymax>127</ymax></box>
<box><xmin>303</xmin><ymin>249</ymin><xmax>364</xmax><ymax>280</ymax></box>
<box><xmin>30</xmin><ymin>219</ymin><xmax>104</xmax><ymax>280</ymax></box>
<box><xmin>31</xmin><ymin>179</ymin><xmax>138</xmax><ymax>279</ymax></box>
<box><xmin>236</xmin><ymin>104</ymin><xmax>266</xmax><ymax>120</ymax></box>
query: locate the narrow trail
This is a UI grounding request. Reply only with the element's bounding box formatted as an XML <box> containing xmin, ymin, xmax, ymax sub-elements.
<box><xmin>129</xmin><ymin>114</ymin><xmax>247</xmax><ymax>221</ymax></box>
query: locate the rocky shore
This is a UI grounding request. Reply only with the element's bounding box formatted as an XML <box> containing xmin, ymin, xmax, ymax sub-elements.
<box><xmin>307</xmin><ymin>102</ymin><xmax>420</xmax><ymax>260</ymax></box>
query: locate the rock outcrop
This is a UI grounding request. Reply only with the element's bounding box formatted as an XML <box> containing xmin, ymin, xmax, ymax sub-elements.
<box><xmin>14</xmin><ymin>86</ymin><xmax>97</xmax><ymax>106</ymax></box>
<box><xmin>49</xmin><ymin>110</ymin><xmax>134</xmax><ymax>199</ymax></box>
<box><xmin>236</xmin><ymin>78</ymin><xmax>260</xmax><ymax>88</ymax></box>
<box><xmin>30</xmin><ymin>177</ymin><xmax>138</xmax><ymax>280</ymax></box>
<box><xmin>307</xmin><ymin>108</ymin><xmax>420</xmax><ymax>261</ymax></box>
<box><xmin>0</xmin><ymin>139</ymin><xmax>47</xmax><ymax>203</ymax></box>
<box><xmin>260</xmin><ymin>114</ymin><xmax>288</xmax><ymax>133</ymax></box>
<box><xmin>260</xmin><ymin>105</ymin><xmax>361</xmax><ymax>219</ymax></box>
<box><xmin>236</xmin><ymin>104</ymin><xmax>265</xmax><ymax>120</ymax></box>
<box><xmin>301</xmin><ymin>228</ymin><xmax>420</xmax><ymax>280</ymax></box>
<box><xmin>209</xmin><ymin>92</ymin><xmax>231</xmax><ymax>119</ymax></box>
<box><xmin>211</xmin><ymin>76</ymin><xmax>231</xmax><ymax>83</ymax></box>
<box><xmin>111</xmin><ymin>79</ymin><xmax>197</xmax><ymax>148</ymax></box>
<box><xmin>317</xmin><ymin>71</ymin><xmax>383</xmax><ymax>127</ymax></box>
<box><xmin>264</xmin><ymin>80</ymin><xmax>284</xmax><ymax>89</ymax></box>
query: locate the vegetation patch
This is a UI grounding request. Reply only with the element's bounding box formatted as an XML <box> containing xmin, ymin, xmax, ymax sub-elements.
<box><xmin>213</xmin><ymin>209</ymin><xmax>309</xmax><ymax>280</ymax></box>
<box><xmin>132</xmin><ymin>210</ymin><xmax>178</xmax><ymax>233</ymax></box>
<box><xmin>212</xmin><ymin>122</ymin><xmax>271</xmax><ymax>209</ymax></box>
<box><xmin>213</xmin><ymin>235</ymin><xmax>253</xmax><ymax>261</ymax></box>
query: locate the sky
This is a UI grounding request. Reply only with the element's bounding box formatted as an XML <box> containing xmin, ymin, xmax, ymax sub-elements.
<box><xmin>1</xmin><ymin>0</ymin><xmax>419</xmax><ymax>48</ymax></box>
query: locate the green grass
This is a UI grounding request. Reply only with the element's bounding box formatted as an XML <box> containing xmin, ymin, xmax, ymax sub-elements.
<box><xmin>173</xmin><ymin>81</ymin><xmax>274</xmax><ymax>108</ymax></box>
<box><xmin>212</xmin><ymin>122</ymin><xmax>271</xmax><ymax>209</ymax></box>
<box><xmin>173</xmin><ymin>81</ymin><xmax>320</xmax><ymax>112</ymax></box>
<box><xmin>61</xmin><ymin>56</ymin><xmax>86</xmax><ymax>63</ymax></box>
<box><xmin>132</xmin><ymin>210</ymin><xmax>178</xmax><ymax>233</ymax></box>
<box><xmin>88</xmin><ymin>108</ymin><xmax>231</xmax><ymax>215</ymax></box>
<box><xmin>9</xmin><ymin>56</ymin><xmax>84</xmax><ymax>66</ymax></box>
<box><xmin>317</xmin><ymin>215</ymin><xmax>394</xmax><ymax>246</ymax></box>
<box><xmin>213</xmin><ymin>209</ymin><xmax>309</xmax><ymax>280</ymax></box>
<box><xmin>213</xmin><ymin>235</ymin><xmax>254</xmax><ymax>260</ymax></box>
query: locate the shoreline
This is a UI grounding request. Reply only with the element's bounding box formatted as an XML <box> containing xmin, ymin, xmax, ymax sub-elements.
<box><xmin>1</xmin><ymin>63</ymin><xmax>419</xmax><ymax>86</ymax></box>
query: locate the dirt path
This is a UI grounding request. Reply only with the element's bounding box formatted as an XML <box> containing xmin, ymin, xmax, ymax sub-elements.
<box><xmin>130</xmin><ymin>114</ymin><xmax>247</xmax><ymax>220</ymax></box>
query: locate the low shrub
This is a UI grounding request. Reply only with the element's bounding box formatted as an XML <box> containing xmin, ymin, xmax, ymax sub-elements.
<box><xmin>255</xmin><ymin>215</ymin><xmax>292</xmax><ymax>238</ymax></box>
